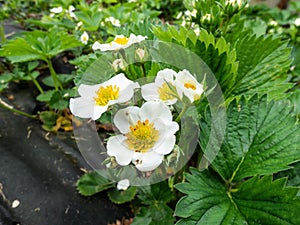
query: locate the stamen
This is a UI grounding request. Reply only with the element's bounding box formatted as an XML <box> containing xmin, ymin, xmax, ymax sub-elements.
<box><xmin>126</xmin><ymin>119</ymin><xmax>159</xmax><ymax>152</ymax></box>
<box><xmin>114</xmin><ymin>37</ymin><xmax>129</xmax><ymax>45</ymax></box>
<box><xmin>184</xmin><ymin>83</ymin><xmax>196</xmax><ymax>90</ymax></box>
<box><xmin>157</xmin><ymin>83</ymin><xmax>176</xmax><ymax>101</ymax></box>
<box><xmin>94</xmin><ymin>85</ymin><xmax>120</xmax><ymax>106</ymax></box>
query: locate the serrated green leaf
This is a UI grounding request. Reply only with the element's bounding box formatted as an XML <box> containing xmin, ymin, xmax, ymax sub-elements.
<box><xmin>228</xmin><ymin>34</ymin><xmax>293</xmax><ymax>99</ymax></box>
<box><xmin>153</xmin><ymin>26</ymin><xmax>238</xmax><ymax>96</ymax></box>
<box><xmin>0</xmin><ymin>30</ymin><xmax>82</xmax><ymax>64</ymax></box>
<box><xmin>0</xmin><ymin>38</ymin><xmax>47</xmax><ymax>63</ymax></box>
<box><xmin>137</xmin><ymin>181</ymin><xmax>174</xmax><ymax>205</ymax></box>
<box><xmin>175</xmin><ymin>168</ymin><xmax>300</xmax><ymax>225</ymax></box>
<box><xmin>200</xmin><ymin>95</ymin><xmax>300</xmax><ymax>182</ymax></box>
<box><xmin>48</xmin><ymin>91</ymin><xmax>69</xmax><ymax>110</ymax></box>
<box><xmin>77</xmin><ymin>171</ymin><xmax>114</xmax><ymax>196</ymax></box>
<box><xmin>108</xmin><ymin>186</ymin><xmax>137</xmax><ymax>204</ymax></box>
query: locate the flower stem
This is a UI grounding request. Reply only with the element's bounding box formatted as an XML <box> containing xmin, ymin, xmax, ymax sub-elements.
<box><xmin>47</xmin><ymin>59</ymin><xmax>63</xmax><ymax>91</ymax></box>
<box><xmin>28</xmin><ymin>72</ymin><xmax>44</xmax><ymax>94</ymax></box>
<box><xmin>140</xmin><ymin>62</ymin><xmax>146</xmax><ymax>78</ymax></box>
<box><xmin>175</xmin><ymin>103</ymin><xmax>189</xmax><ymax>123</ymax></box>
<box><xmin>0</xmin><ymin>98</ymin><xmax>38</xmax><ymax>120</ymax></box>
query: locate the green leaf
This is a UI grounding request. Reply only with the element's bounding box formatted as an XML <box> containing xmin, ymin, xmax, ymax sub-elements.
<box><xmin>137</xmin><ymin>181</ymin><xmax>174</xmax><ymax>205</ymax></box>
<box><xmin>0</xmin><ymin>38</ymin><xmax>47</xmax><ymax>63</ymax></box>
<box><xmin>132</xmin><ymin>204</ymin><xmax>174</xmax><ymax>225</ymax></box>
<box><xmin>36</xmin><ymin>90</ymin><xmax>57</xmax><ymax>102</ymax></box>
<box><xmin>108</xmin><ymin>186</ymin><xmax>137</xmax><ymax>204</ymax></box>
<box><xmin>0</xmin><ymin>30</ymin><xmax>82</xmax><ymax>63</ymax></box>
<box><xmin>175</xmin><ymin>168</ymin><xmax>300</xmax><ymax>225</ymax></box>
<box><xmin>42</xmin><ymin>74</ymin><xmax>74</xmax><ymax>87</ymax></box>
<box><xmin>228</xmin><ymin>34</ymin><xmax>293</xmax><ymax>99</ymax></box>
<box><xmin>77</xmin><ymin>171</ymin><xmax>114</xmax><ymax>196</ymax></box>
<box><xmin>0</xmin><ymin>73</ymin><xmax>13</xmax><ymax>84</ymax></box>
<box><xmin>152</xmin><ymin>26</ymin><xmax>238</xmax><ymax>97</ymax></box>
<box><xmin>200</xmin><ymin>95</ymin><xmax>300</xmax><ymax>182</ymax></box>
<box><xmin>48</xmin><ymin>91</ymin><xmax>69</xmax><ymax>110</ymax></box>
<box><xmin>39</xmin><ymin>111</ymin><xmax>58</xmax><ymax>126</ymax></box>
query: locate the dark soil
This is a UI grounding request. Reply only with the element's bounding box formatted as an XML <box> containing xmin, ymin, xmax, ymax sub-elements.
<box><xmin>0</xmin><ymin>83</ymin><xmax>132</xmax><ymax>225</ymax></box>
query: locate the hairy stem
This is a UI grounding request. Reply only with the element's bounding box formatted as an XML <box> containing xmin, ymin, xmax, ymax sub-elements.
<box><xmin>0</xmin><ymin>98</ymin><xmax>38</xmax><ymax>120</ymax></box>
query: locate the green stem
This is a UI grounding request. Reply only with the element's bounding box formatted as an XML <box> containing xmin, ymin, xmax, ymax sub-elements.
<box><xmin>28</xmin><ymin>72</ymin><xmax>44</xmax><ymax>94</ymax></box>
<box><xmin>140</xmin><ymin>63</ymin><xmax>146</xmax><ymax>78</ymax></box>
<box><xmin>0</xmin><ymin>20</ymin><xmax>6</xmax><ymax>43</ymax></box>
<box><xmin>175</xmin><ymin>103</ymin><xmax>189</xmax><ymax>123</ymax></box>
<box><xmin>47</xmin><ymin>59</ymin><xmax>62</xmax><ymax>91</ymax></box>
<box><xmin>0</xmin><ymin>99</ymin><xmax>38</xmax><ymax>120</ymax></box>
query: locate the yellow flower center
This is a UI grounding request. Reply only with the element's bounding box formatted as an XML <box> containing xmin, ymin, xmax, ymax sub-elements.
<box><xmin>114</xmin><ymin>37</ymin><xmax>129</xmax><ymax>45</ymax></box>
<box><xmin>94</xmin><ymin>85</ymin><xmax>120</xmax><ymax>106</ymax></box>
<box><xmin>184</xmin><ymin>82</ymin><xmax>196</xmax><ymax>90</ymax></box>
<box><xmin>157</xmin><ymin>83</ymin><xmax>176</xmax><ymax>101</ymax></box>
<box><xmin>125</xmin><ymin>120</ymin><xmax>159</xmax><ymax>152</ymax></box>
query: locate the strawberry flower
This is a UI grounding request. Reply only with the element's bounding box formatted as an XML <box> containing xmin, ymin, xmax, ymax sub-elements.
<box><xmin>92</xmin><ymin>34</ymin><xmax>147</xmax><ymax>52</ymax></box>
<box><xmin>69</xmin><ymin>73</ymin><xmax>139</xmax><ymax>120</ymax></box>
<box><xmin>107</xmin><ymin>101</ymin><xmax>179</xmax><ymax>172</ymax></box>
<box><xmin>141</xmin><ymin>68</ymin><xmax>179</xmax><ymax>105</ymax></box>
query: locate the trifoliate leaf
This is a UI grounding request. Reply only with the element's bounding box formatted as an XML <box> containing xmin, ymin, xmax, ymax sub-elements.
<box><xmin>175</xmin><ymin>168</ymin><xmax>300</xmax><ymax>225</ymax></box>
<box><xmin>108</xmin><ymin>187</ymin><xmax>137</xmax><ymax>204</ymax></box>
<box><xmin>200</xmin><ymin>95</ymin><xmax>300</xmax><ymax>182</ymax></box>
<box><xmin>77</xmin><ymin>171</ymin><xmax>114</xmax><ymax>196</ymax></box>
<box><xmin>0</xmin><ymin>29</ymin><xmax>82</xmax><ymax>63</ymax></box>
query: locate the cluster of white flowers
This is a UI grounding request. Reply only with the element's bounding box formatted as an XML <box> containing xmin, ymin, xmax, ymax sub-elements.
<box><xmin>225</xmin><ymin>0</ymin><xmax>242</xmax><ymax>7</ymax></box>
<box><xmin>70</xmin><ymin>34</ymin><xmax>204</xmax><ymax>174</ymax></box>
<box><xmin>142</xmin><ymin>68</ymin><xmax>204</xmax><ymax>105</ymax></box>
<box><xmin>49</xmin><ymin>5</ymin><xmax>77</xmax><ymax>19</ymax></box>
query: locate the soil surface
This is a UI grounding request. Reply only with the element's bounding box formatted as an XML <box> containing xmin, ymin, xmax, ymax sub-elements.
<box><xmin>0</xmin><ymin>84</ymin><xmax>132</xmax><ymax>225</ymax></box>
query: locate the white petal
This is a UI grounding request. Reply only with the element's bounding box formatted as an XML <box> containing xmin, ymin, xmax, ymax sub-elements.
<box><xmin>156</xmin><ymin>68</ymin><xmax>177</xmax><ymax>82</ymax></box>
<box><xmin>104</xmin><ymin>73</ymin><xmax>139</xmax><ymax>103</ymax></box>
<box><xmin>92</xmin><ymin>42</ymin><xmax>113</xmax><ymax>51</ymax></box>
<box><xmin>113</xmin><ymin>106</ymin><xmax>141</xmax><ymax>133</ymax></box>
<box><xmin>117</xmin><ymin>179</ymin><xmax>130</xmax><ymax>190</ymax></box>
<box><xmin>154</xmin><ymin>119</ymin><xmax>179</xmax><ymax>136</ymax></box>
<box><xmin>141</xmin><ymin>83</ymin><xmax>160</xmax><ymax>102</ymax></box>
<box><xmin>92</xmin><ymin>41</ymin><xmax>102</xmax><ymax>51</ymax></box>
<box><xmin>118</xmin><ymin>82</ymin><xmax>139</xmax><ymax>103</ymax></box>
<box><xmin>140</xmin><ymin>101</ymin><xmax>173</xmax><ymax>123</ymax></box>
<box><xmin>92</xmin><ymin>105</ymin><xmax>108</xmax><ymax>120</ymax></box>
<box><xmin>69</xmin><ymin>97</ymin><xmax>95</xmax><ymax>119</ymax></box>
<box><xmin>105</xmin><ymin>73</ymin><xmax>130</xmax><ymax>87</ymax></box>
<box><xmin>78</xmin><ymin>83</ymin><xmax>101</xmax><ymax>100</ymax></box>
<box><xmin>107</xmin><ymin>135</ymin><xmax>134</xmax><ymax>166</ymax></box>
<box><xmin>129</xmin><ymin>34</ymin><xmax>147</xmax><ymax>44</ymax></box>
<box><xmin>132</xmin><ymin>151</ymin><xmax>163</xmax><ymax>172</ymax></box>
<box><xmin>153</xmin><ymin>134</ymin><xmax>176</xmax><ymax>155</ymax></box>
